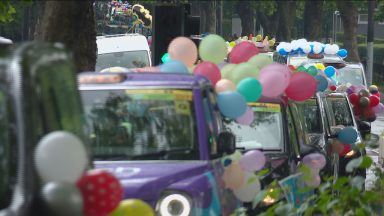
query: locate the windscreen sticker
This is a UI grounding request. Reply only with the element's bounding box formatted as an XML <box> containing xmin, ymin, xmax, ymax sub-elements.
<box><xmin>125</xmin><ymin>89</ymin><xmax>192</xmax><ymax>101</ymax></box>
<box><xmin>249</xmin><ymin>102</ymin><xmax>281</xmax><ymax>113</ymax></box>
<box><xmin>174</xmin><ymin>100</ymin><xmax>191</xmax><ymax>115</ymax></box>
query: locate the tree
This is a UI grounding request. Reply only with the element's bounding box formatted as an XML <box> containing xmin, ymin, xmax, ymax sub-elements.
<box><xmin>199</xmin><ymin>1</ymin><xmax>216</xmax><ymax>33</ymax></box>
<box><xmin>254</xmin><ymin>1</ymin><xmax>278</xmax><ymax>38</ymax></box>
<box><xmin>235</xmin><ymin>1</ymin><xmax>254</xmax><ymax>36</ymax></box>
<box><xmin>34</xmin><ymin>1</ymin><xmax>96</xmax><ymax>73</ymax></box>
<box><xmin>276</xmin><ymin>0</ymin><xmax>296</xmax><ymax>41</ymax></box>
<box><xmin>303</xmin><ymin>0</ymin><xmax>324</xmax><ymax>41</ymax></box>
<box><xmin>336</xmin><ymin>1</ymin><xmax>360</xmax><ymax>62</ymax></box>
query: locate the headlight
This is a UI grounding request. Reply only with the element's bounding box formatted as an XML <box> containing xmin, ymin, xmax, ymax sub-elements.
<box><xmin>262</xmin><ymin>194</ymin><xmax>277</xmax><ymax>206</ymax></box>
<box><xmin>156</xmin><ymin>193</ymin><xmax>192</xmax><ymax>216</ymax></box>
<box><xmin>345</xmin><ymin>150</ymin><xmax>356</xmax><ymax>158</ymax></box>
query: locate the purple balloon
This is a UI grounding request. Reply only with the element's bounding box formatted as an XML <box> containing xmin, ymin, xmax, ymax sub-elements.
<box><xmin>302</xmin><ymin>153</ymin><xmax>326</xmax><ymax>170</ymax></box>
<box><xmin>239</xmin><ymin>150</ymin><xmax>266</xmax><ymax>172</ymax></box>
<box><xmin>373</xmin><ymin>103</ymin><xmax>384</xmax><ymax>114</ymax></box>
<box><xmin>236</xmin><ymin>107</ymin><xmax>254</xmax><ymax>125</ymax></box>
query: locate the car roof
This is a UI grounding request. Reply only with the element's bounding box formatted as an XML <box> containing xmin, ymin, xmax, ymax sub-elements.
<box><xmin>0</xmin><ymin>36</ymin><xmax>12</xmax><ymax>45</ymax></box>
<box><xmin>78</xmin><ymin>72</ymin><xmax>212</xmax><ymax>89</ymax></box>
<box><xmin>96</xmin><ymin>34</ymin><xmax>149</xmax><ymax>54</ymax></box>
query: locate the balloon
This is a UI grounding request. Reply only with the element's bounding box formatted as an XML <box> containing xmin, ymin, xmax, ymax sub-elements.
<box><xmin>42</xmin><ymin>182</ymin><xmax>83</xmax><ymax>216</ymax></box>
<box><xmin>315</xmin><ymin>63</ymin><xmax>325</xmax><ymax>71</ymax></box>
<box><xmin>34</xmin><ymin>131</ymin><xmax>88</xmax><ymax>183</ymax></box>
<box><xmin>373</xmin><ymin>103</ymin><xmax>384</xmax><ymax>114</ymax></box>
<box><xmin>222</xmin><ymin>162</ymin><xmax>245</xmax><ymax>190</ymax></box>
<box><xmin>288</xmin><ymin>65</ymin><xmax>296</xmax><ymax>71</ymax></box>
<box><xmin>324</xmin><ymin>66</ymin><xmax>336</xmax><ymax>77</ymax></box>
<box><xmin>193</xmin><ymin>61</ymin><xmax>221</xmax><ymax>85</ymax></box>
<box><xmin>312</xmin><ymin>42</ymin><xmax>323</xmax><ymax>54</ymax></box>
<box><xmin>77</xmin><ymin>170</ymin><xmax>124</xmax><ymax>216</ymax></box>
<box><xmin>330</xmin><ymin>85</ymin><xmax>337</xmax><ymax>91</ymax></box>
<box><xmin>302</xmin><ymin>44</ymin><xmax>311</xmax><ymax>54</ymax></box>
<box><xmin>337</xmin><ymin>49</ymin><xmax>348</xmax><ymax>58</ymax></box>
<box><xmin>248</xmin><ymin>54</ymin><xmax>273</xmax><ymax>69</ymax></box>
<box><xmin>374</xmin><ymin>92</ymin><xmax>381</xmax><ymax>98</ymax></box>
<box><xmin>324</xmin><ymin>44</ymin><xmax>333</xmax><ymax>55</ymax></box>
<box><xmin>359</xmin><ymin>96</ymin><xmax>370</xmax><ymax>108</ymax></box>
<box><xmin>278</xmin><ymin>48</ymin><xmax>288</xmax><ymax>56</ymax></box>
<box><xmin>229</xmin><ymin>41</ymin><xmax>260</xmax><ymax>64</ymax></box>
<box><xmin>362</xmin><ymin>107</ymin><xmax>376</xmax><ymax>122</ymax></box>
<box><xmin>168</xmin><ymin>37</ymin><xmax>198</xmax><ymax>67</ymax></box>
<box><xmin>237</xmin><ymin>78</ymin><xmax>263</xmax><ymax>102</ymax></box>
<box><xmin>330</xmin><ymin>44</ymin><xmax>340</xmax><ymax>55</ymax></box>
<box><xmin>215</xmin><ymin>79</ymin><xmax>236</xmax><ymax>93</ymax></box>
<box><xmin>236</xmin><ymin>107</ymin><xmax>255</xmax><ymax>125</ymax></box>
<box><xmin>285</xmin><ymin>72</ymin><xmax>317</xmax><ymax>101</ymax></box>
<box><xmin>159</xmin><ymin>60</ymin><xmax>189</xmax><ymax>73</ymax></box>
<box><xmin>349</xmin><ymin>93</ymin><xmax>360</xmax><ymax>105</ymax></box>
<box><xmin>258</xmin><ymin>64</ymin><xmax>291</xmax><ymax>98</ymax></box>
<box><xmin>369</xmin><ymin>95</ymin><xmax>380</xmax><ymax>107</ymax></box>
<box><xmin>199</xmin><ymin>34</ymin><xmax>227</xmax><ymax>64</ymax></box>
<box><xmin>109</xmin><ymin>199</ymin><xmax>155</xmax><ymax>216</ymax></box>
<box><xmin>358</xmin><ymin>89</ymin><xmax>370</xmax><ymax>98</ymax></box>
<box><xmin>338</xmin><ymin>127</ymin><xmax>358</xmax><ymax>144</ymax></box>
<box><xmin>239</xmin><ymin>150</ymin><xmax>266</xmax><ymax>172</ymax></box>
<box><xmin>231</xmin><ymin>62</ymin><xmax>260</xmax><ymax>84</ymax></box>
<box><xmin>353</xmin><ymin>105</ymin><xmax>362</xmax><ymax>116</ymax></box>
<box><xmin>229</xmin><ymin>41</ymin><xmax>236</xmax><ymax>48</ymax></box>
<box><xmin>369</xmin><ymin>85</ymin><xmax>379</xmax><ymax>94</ymax></box>
<box><xmin>302</xmin><ymin>153</ymin><xmax>326</xmax><ymax>170</ymax></box>
<box><xmin>217</xmin><ymin>91</ymin><xmax>247</xmax><ymax>118</ymax></box>
<box><xmin>305</xmin><ymin>173</ymin><xmax>321</xmax><ymax>188</ymax></box>
<box><xmin>233</xmin><ymin>172</ymin><xmax>261</xmax><ymax>202</ymax></box>
<box><xmin>161</xmin><ymin>53</ymin><xmax>171</xmax><ymax>63</ymax></box>
<box><xmin>220</xmin><ymin>64</ymin><xmax>237</xmax><ymax>80</ymax></box>
<box><xmin>315</xmin><ymin>75</ymin><xmax>328</xmax><ymax>92</ymax></box>
<box><xmin>296</xmin><ymin>65</ymin><xmax>306</xmax><ymax>72</ymax></box>
<box><xmin>307</xmin><ymin>66</ymin><xmax>318</xmax><ymax>76</ymax></box>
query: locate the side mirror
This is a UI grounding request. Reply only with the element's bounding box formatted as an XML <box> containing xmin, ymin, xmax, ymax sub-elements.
<box><xmin>218</xmin><ymin>131</ymin><xmax>236</xmax><ymax>155</ymax></box>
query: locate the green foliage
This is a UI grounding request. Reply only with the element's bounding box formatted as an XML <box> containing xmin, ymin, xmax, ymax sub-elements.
<box><xmin>0</xmin><ymin>0</ymin><xmax>16</xmax><ymax>23</ymax></box>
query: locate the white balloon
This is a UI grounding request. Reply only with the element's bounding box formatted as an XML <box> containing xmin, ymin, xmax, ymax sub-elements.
<box><xmin>324</xmin><ymin>44</ymin><xmax>333</xmax><ymax>55</ymax></box>
<box><xmin>303</xmin><ymin>44</ymin><xmax>312</xmax><ymax>54</ymax></box>
<box><xmin>233</xmin><ymin>172</ymin><xmax>261</xmax><ymax>202</ymax></box>
<box><xmin>331</xmin><ymin>44</ymin><xmax>340</xmax><ymax>54</ymax></box>
<box><xmin>35</xmin><ymin>131</ymin><xmax>88</xmax><ymax>183</ymax></box>
<box><xmin>291</xmin><ymin>40</ymin><xmax>299</xmax><ymax>51</ymax></box>
<box><xmin>283</xmin><ymin>43</ymin><xmax>292</xmax><ymax>52</ymax></box>
<box><xmin>312</xmin><ymin>42</ymin><xmax>323</xmax><ymax>54</ymax></box>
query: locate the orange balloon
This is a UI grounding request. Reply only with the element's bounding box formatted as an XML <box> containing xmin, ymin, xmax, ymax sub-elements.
<box><xmin>215</xmin><ymin>79</ymin><xmax>236</xmax><ymax>93</ymax></box>
<box><xmin>222</xmin><ymin>162</ymin><xmax>245</xmax><ymax>190</ymax></box>
<box><xmin>168</xmin><ymin>37</ymin><xmax>198</xmax><ymax>67</ymax></box>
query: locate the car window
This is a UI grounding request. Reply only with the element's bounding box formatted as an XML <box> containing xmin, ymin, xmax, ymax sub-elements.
<box><xmin>286</xmin><ymin>106</ymin><xmax>300</xmax><ymax>157</ymax></box>
<box><xmin>203</xmin><ymin>89</ymin><xmax>219</xmax><ymax>157</ymax></box>
<box><xmin>0</xmin><ymin>88</ymin><xmax>16</xmax><ymax>209</ymax></box>
<box><xmin>336</xmin><ymin>67</ymin><xmax>365</xmax><ymax>86</ymax></box>
<box><xmin>81</xmin><ymin>89</ymin><xmax>199</xmax><ymax>160</ymax></box>
<box><xmin>323</xmin><ymin>96</ymin><xmax>354</xmax><ymax>134</ymax></box>
<box><xmin>294</xmin><ymin>99</ymin><xmax>322</xmax><ymax>134</ymax></box>
<box><xmin>224</xmin><ymin>103</ymin><xmax>284</xmax><ymax>150</ymax></box>
<box><xmin>96</xmin><ymin>50</ymin><xmax>150</xmax><ymax>71</ymax></box>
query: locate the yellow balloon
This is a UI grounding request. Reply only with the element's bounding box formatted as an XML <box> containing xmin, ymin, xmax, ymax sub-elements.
<box><xmin>315</xmin><ymin>63</ymin><xmax>325</xmax><ymax>71</ymax></box>
<box><xmin>255</xmin><ymin>35</ymin><xmax>262</xmax><ymax>42</ymax></box>
<box><xmin>109</xmin><ymin>199</ymin><xmax>154</xmax><ymax>216</ymax></box>
<box><xmin>268</xmin><ymin>40</ymin><xmax>275</xmax><ymax>47</ymax></box>
<box><xmin>229</xmin><ymin>41</ymin><xmax>236</xmax><ymax>48</ymax></box>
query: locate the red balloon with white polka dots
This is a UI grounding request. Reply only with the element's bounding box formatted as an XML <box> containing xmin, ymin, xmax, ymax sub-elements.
<box><xmin>77</xmin><ymin>169</ymin><xmax>123</xmax><ymax>216</ymax></box>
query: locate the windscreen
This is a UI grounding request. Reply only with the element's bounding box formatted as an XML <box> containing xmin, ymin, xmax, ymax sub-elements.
<box><xmin>224</xmin><ymin>103</ymin><xmax>284</xmax><ymax>150</ymax></box>
<box><xmin>336</xmin><ymin>67</ymin><xmax>365</xmax><ymax>86</ymax></box>
<box><xmin>96</xmin><ymin>50</ymin><xmax>150</xmax><ymax>71</ymax></box>
<box><xmin>81</xmin><ymin>89</ymin><xmax>198</xmax><ymax>161</ymax></box>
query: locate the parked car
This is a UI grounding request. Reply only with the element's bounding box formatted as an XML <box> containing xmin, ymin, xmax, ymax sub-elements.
<box><xmin>287</xmin><ymin>53</ymin><xmax>345</xmax><ymax>68</ymax></box>
<box><xmin>96</xmin><ymin>33</ymin><xmax>152</xmax><ymax>72</ymax></box>
<box><xmin>0</xmin><ymin>42</ymin><xmax>89</xmax><ymax>215</ymax></box>
<box><xmin>335</xmin><ymin>62</ymin><xmax>367</xmax><ymax>87</ymax></box>
<box><xmin>78</xmin><ymin>72</ymin><xmax>241</xmax><ymax>216</ymax></box>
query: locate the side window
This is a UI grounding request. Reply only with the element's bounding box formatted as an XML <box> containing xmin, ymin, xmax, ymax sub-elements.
<box><xmin>202</xmin><ymin>89</ymin><xmax>219</xmax><ymax>157</ymax></box>
<box><xmin>286</xmin><ymin>105</ymin><xmax>300</xmax><ymax>158</ymax></box>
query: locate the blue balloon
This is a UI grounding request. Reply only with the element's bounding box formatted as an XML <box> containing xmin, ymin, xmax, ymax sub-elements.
<box><xmin>324</xmin><ymin>66</ymin><xmax>336</xmax><ymax>78</ymax></box>
<box><xmin>217</xmin><ymin>91</ymin><xmax>247</xmax><ymax>119</ymax></box>
<box><xmin>159</xmin><ymin>60</ymin><xmax>189</xmax><ymax>73</ymax></box>
<box><xmin>315</xmin><ymin>75</ymin><xmax>328</xmax><ymax>92</ymax></box>
<box><xmin>338</xmin><ymin>127</ymin><xmax>358</xmax><ymax>144</ymax></box>
<box><xmin>278</xmin><ymin>48</ymin><xmax>288</xmax><ymax>56</ymax></box>
<box><xmin>338</xmin><ymin>49</ymin><xmax>348</xmax><ymax>58</ymax></box>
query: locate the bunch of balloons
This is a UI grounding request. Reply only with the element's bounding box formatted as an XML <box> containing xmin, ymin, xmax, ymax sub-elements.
<box><xmin>222</xmin><ymin>150</ymin><xmax>266</xmax><ymax>202</ymax></box>
<box><xmin>34</xmin><ymin>131</ymin><xmax>154</xmax><ymax>216</ymax></box>
<box><xmin>276</xmin><ymin>39</ymin><xmax>348</xmax><ymax>59</ymax></box>
<box><xmin>347</xmin><ymin>85</ymin><xmax>382</xmax><ymax>122</ymax></box>
<box><xmin>227</xmin><ymin>35</ymin><xmax>276</xmax><ymax>53</ymax></box>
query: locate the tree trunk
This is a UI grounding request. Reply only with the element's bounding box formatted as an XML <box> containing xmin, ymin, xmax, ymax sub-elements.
<box><xmin>276</xmin><ymin>0</ymin><xmax>296</xmax><ymax>41</ymax></box>
<box><xmin>304</xmin><ymin>0</ymin><xmax>324</xmax><ymax>41</ymax></box>
<box><xmin>257</xmin><ymin>12</ymin><xmax>278</xmax><ymax>38</ymax></box>
<box><xmin>337</xmin><ymin>1</ymin><xmax>360</xmax><ymax>62</ymax></box>
<box><xmin>236</xmin><ymin>1</ymin><xmax>254</xmax><ymax>36</ymax></box>
<box><xmin>203</xmin><ymin>1</ymin><xmax>216</xmax><ymax>33</ymax></box>
<box><xmin>35</xmin><ymin>1</ymin><xmax>96</xmax><ymax>72</ymax></box>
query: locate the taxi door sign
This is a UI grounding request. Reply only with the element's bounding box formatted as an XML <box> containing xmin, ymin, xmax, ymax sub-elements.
<box><xmin>278</xmin><ymin>173</ymin><xmax>314</xmax><ymax>208</ymax></box>
<box><xmin>249</xmin><ymin>102</ymin><xmax>281</xmax><ymax>113</ymax></box>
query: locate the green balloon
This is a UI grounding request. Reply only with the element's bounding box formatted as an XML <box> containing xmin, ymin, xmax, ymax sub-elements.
<box><xmin>248</xmin><ymin>54</ymin><xmax>273</xmax><ymax>69</ymax></box>
<box><xmin>221</xmin><ymin>64</ymin><xmax>237</xmax><ymax>80</ymax></box>
<box><xmin>199</xmin><ymin>34</ymin><xmax>228</xmax><ymax>64</ymax></box>
<box><xmin>237</xmin><ymin>77</ymin><xmax>263</xmax><ymax>102</ymax></box>
<box><xmin>307</xmin><ymin>66</ymin><xmax>318</xmax><ymax>76</ymax></box>
<box><xmin>41</xmin><ymin>182</ymin><xmax>83</xmax><ymax>216</ymax></box>
<box><xmin>231</xmin><ymin>62</ymin><xmax>260</xmax><ymax>84</ymax></box>
<box><xmin>296</xmin><ymin>65</ymin><xmax>306</xmax><ymax>72</ymax></box>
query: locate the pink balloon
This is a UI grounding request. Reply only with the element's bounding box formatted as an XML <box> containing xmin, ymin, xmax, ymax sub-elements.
<box><xmin>222</xmin><ymin>162</ymin><xmax>245</xmax><ymax>190</ymax></box>
<box><xmin>239</xmin><ymin>150</ymin><xmax>266</xmax><ymax>172</ymax></box>
<box><xmin>168</xmin><ymin>37</ymin><xmax>198</xmax><ymax>67</ymax></box>
<box><xmin>259</xmin><ymin>72</ymin><xmax>289</xmax><ymax>98</ymax></box>
<box><xmin>305</xmin><ymin>173</ymin><xmax>321</xmax><ymax>188</ymax></box>
<box><xmin>236</xmin><ymin>107</ymin><xmax>254</xmax><ymax>125</ymax></box>
<box><xmin>285</xmin><ymin>72</ymin><xmax>317</xmax><ymax>101</ymax></box>
<box><xmin>373</xmin><ymin>103</ymin><xmax>384</xmax><ymax>114</ymax></box>
<box><xmin>215</xmin><ymin>79</ymin><xmax>236</xmax><ymax>93</ymax></box>
<box><xmin>302</xmin><ymin>153</ymin><xmax>326</xmax><ymax>170</ymax></box>
<box><xmin>193</xmin><ymin>62</ymin><xmax>222</xmax><ymax>85</ymax></box>
<box><xmin>229</xmin><ymin>41</ymin><xmax>260</xmax><ymax>64</ymax></box>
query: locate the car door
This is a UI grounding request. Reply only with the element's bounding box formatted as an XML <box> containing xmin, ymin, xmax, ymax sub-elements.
<box><xmin>286</xmin><ymin>104</ymin><xmax>301</xmax><ymax>173</ymax></box>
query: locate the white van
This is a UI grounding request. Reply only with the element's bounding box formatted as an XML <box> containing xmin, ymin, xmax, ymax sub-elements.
<box><xmin>96</xmin><ymin>34</ymin><xmax>152</xmax><ymax>72</ymax></box>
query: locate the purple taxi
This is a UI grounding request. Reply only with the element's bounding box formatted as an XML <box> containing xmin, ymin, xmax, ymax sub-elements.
<box><xmin>78</xmin><ymin>72</ymin><xmax>240</xmax><ymax>216</ymax></box>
